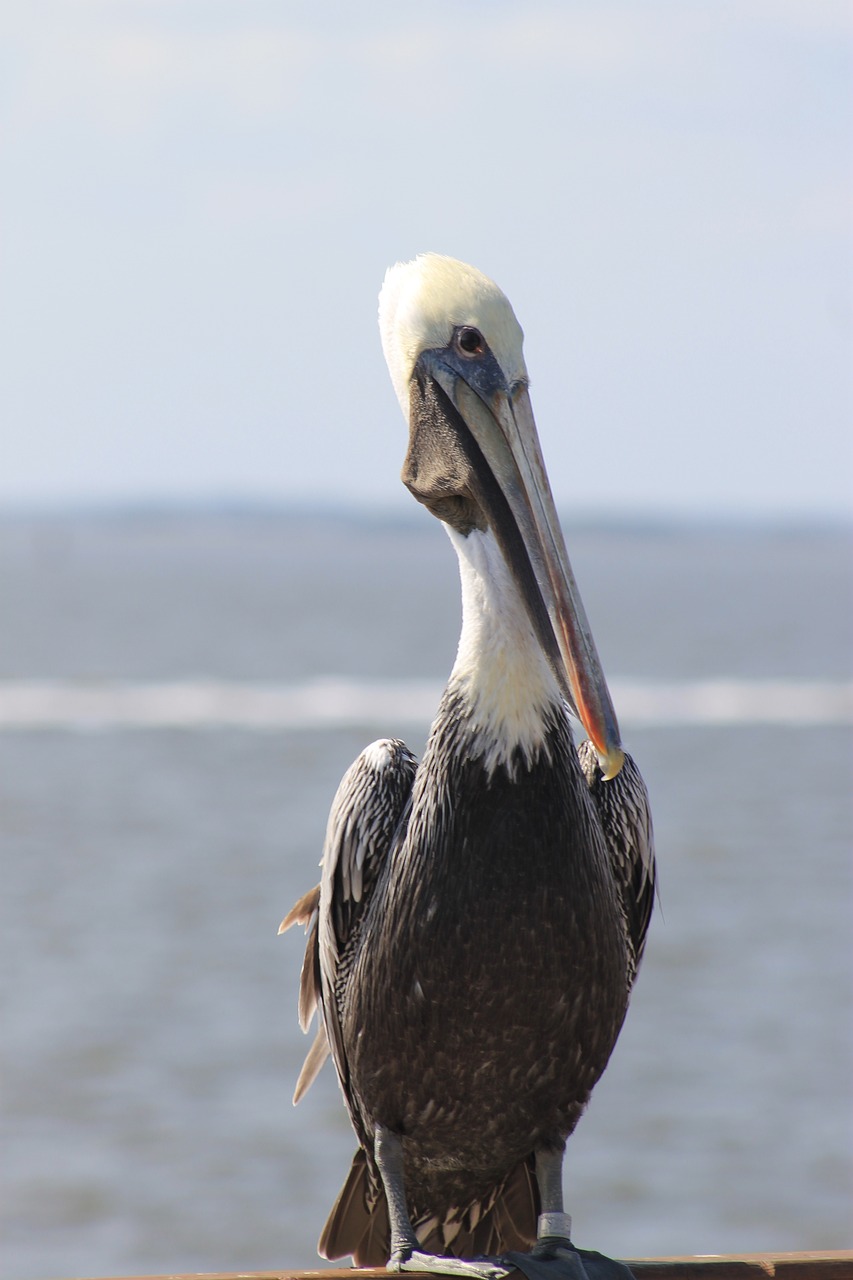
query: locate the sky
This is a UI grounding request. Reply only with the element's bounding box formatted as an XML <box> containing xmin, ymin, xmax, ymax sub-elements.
<box><xmin>1</xmin><ymin>0</ymin><xmax>851</xmax><ymax>518</ymax></box>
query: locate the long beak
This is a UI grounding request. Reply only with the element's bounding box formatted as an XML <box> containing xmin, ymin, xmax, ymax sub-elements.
<box><xmin>424</xmin><ymin>358</ymin><xmax>624</xmax><ymax>780</ymax></box>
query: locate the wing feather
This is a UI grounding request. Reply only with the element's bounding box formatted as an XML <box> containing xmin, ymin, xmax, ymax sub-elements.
<box><xmin>578</xmin><ymin>740</ymin><xmax>656</xmax><ymax>981</ymax></box>
<box><xmin>278</xmin><ymin>884</ymin><xmax>320</xmax><ymax>1031</ymax></box>
<box><xmin>319</xmin><ymin>738</ymin><xmax>418</xmax><ymax>1108</ymax></box>
<box><xmin>293</xmin><ymin>1025</ymin><xmax>330</xmax><ymax>1104</ymax></box>
<box><xmin>281</xmin><ymin>737</ymin><xmax>418</xmax><ymax>1105</ymax></box>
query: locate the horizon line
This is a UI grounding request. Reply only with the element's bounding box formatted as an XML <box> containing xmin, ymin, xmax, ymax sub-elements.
<box><xmin>0</xmin><ymin>495</ymin><xmax>850</xmax><ymax>533</ymax></box>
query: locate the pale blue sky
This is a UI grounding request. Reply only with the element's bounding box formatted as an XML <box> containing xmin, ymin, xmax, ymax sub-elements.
<box><xmin>2</xmin><ymin>1</ymin><xmax>851</xmax><ymax>517</ymax></box>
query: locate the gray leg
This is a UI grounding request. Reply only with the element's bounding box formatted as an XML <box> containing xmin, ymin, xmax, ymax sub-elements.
<box><xmin>375</xmin><ymin>1124</ymin><xmax>419</xmax><ymax>1260</ymax></box>
<box><xmin>374</xmin><ymin>1124</ymin><xmax>510</xmax><ymax>1279</ymax></box>
<box><xmin>532</xmin><ymin>1146</ymin><xmax>573</xmax><ymax>1258</ymax></box>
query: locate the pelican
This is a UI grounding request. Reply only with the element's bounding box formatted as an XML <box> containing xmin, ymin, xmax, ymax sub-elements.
<box><xmin>281</xmin><ymin>255</ymin><xmax>655</xmax><ymax>1278</ymax></box>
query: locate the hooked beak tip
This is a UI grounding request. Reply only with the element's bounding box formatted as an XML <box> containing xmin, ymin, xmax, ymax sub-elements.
<box><xmin>598</xmin><ymin>745</ymin><xmax>625</xmax><ymax>781</ymax></box>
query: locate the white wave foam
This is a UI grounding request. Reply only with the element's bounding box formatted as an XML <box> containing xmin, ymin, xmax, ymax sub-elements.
<box><xmin>0</xmin><ymin>678</ymin><xmax>850</xmax><ymax>730</ymax></box>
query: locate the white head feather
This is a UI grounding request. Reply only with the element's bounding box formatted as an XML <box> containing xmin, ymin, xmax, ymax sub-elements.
<box><xmin>378</xmin><ymin>254</ymin><xmax>528</xmax><ymax>416</ymax></box>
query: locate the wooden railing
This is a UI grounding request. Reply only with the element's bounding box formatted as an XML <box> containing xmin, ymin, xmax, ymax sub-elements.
<box><xmin>80</xmin><ymin>1253</ymin><xmax>853</xmax><ymax>1280</ymax></box>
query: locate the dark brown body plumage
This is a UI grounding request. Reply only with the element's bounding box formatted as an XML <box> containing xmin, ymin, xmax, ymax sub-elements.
<box><xmin>349</xmin><ymin>694</ymin><xmax>628</xmax><ymax>1187</ymax></box>
<box><xmin>285</xmin><ymin>690</ymin><xmax>653</xmax><ymax>1265</ymax></box>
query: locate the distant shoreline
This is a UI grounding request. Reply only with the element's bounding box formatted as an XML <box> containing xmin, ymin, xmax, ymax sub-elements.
<box><xmin>0</xmin><ymin>499</ymin><xmax>849</xmax><ymax>537</ymax></box>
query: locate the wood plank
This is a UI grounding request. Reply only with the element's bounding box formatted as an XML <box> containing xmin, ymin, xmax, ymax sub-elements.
<box><xmin>75</xmin><ymin>1253</ymin><xmax>853</xmax><ymax>1280</ymax></box>
<box><xmin>623</xmin><ymin>1254</ymin><xmax>853</xmax><ymax>1280</ymax></box>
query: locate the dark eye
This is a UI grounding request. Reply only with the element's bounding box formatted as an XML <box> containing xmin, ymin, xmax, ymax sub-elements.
<box><xmin>456</xmin><ymin>326</ymin><xmax>485</xmax><ymax>356</ymax></box>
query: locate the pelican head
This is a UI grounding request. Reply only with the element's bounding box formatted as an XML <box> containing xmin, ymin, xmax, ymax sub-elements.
<box><xmin>379</xmin><ymin>253</ymin><xmax>624</xmax><ymax>779</ymax></box>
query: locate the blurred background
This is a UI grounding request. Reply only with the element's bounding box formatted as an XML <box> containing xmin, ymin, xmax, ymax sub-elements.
<box><xmin>1</xmin><ymin>3</ymin><xmax>851</xmax><ymax>1279</ymax></box>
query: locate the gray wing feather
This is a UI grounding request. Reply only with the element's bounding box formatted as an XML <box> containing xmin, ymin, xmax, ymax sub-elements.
<box><xmin>279</xmin><ymin>883</ymin><xmax>321</xmax><ymax>1031</ymax></box>
<box><xmin>293</xmin><ymin>1024</ymin><xmax>330</xmax><ymax>1104</ymax></box>
<box><xmin>281</xmin><ymin>737</ymin><xmax>418</xmax><ymax>1105</ymax></box>
<box><xmin>577</xmin><ymin>739</ymin><xmax>656</xmax><ymax>982</ymax></box>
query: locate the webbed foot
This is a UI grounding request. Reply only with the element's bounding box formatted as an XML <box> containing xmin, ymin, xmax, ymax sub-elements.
<box><xmin>388</xmin><ymin>1247</ymin><xmax>511</xmax><ymax>1279</ymax></box>
<box><xmin>501</xmin><ymin>1245</ymin><xmax>635</xmax><ymax>1280</ymax></box>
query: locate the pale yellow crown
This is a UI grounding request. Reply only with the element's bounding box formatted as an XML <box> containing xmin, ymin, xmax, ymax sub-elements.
<box><xmin>378</xmin><ymin>254</ymin><xmax>528</xmax><ymax>415</ymax></box>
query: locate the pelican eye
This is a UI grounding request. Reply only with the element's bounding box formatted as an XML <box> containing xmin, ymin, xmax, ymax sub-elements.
<box><xmin>455</xmin><ymin>326</ymin><xmax>485</xmax><ymax>356</ymax></box>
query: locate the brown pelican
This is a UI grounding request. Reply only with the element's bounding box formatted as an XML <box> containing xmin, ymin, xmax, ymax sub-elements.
<box><xmin>281</xmin><ymin>255</ymin><xmax>655</xmax><ymax>1278</ymax></box>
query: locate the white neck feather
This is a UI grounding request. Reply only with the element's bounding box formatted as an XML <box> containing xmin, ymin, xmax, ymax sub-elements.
<box><xmin>444</xmin><ymin>525</ymin><xmax>564</xmax><ymax>775</ymax></box>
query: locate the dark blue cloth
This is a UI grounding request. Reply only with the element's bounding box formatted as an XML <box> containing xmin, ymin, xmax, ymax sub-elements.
<box><xmin>500</xmin><ymin>1247</ymin><xmax>635</xmax><ymax>1280</ymax></box>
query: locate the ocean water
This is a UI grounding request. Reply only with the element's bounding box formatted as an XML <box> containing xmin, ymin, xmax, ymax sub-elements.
<box><xmin>1</xmin><ymin>510</ymin><xmax>851</xmax><ymax>1280</ymax></box>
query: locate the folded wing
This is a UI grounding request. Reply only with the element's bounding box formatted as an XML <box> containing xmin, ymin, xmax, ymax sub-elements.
<box><xmin>578</xmin><ymin>740</ymin><xmax>656</xmax><ymax>982</ymax></box>
<box><xmin>280</xmin><ymin>737</ymin><xmax>419</xmax><ymax>1108</ymax></box>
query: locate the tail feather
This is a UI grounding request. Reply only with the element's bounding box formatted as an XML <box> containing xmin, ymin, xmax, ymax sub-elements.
<box><xmin>416</xmin><ymin>1157</ymin><xmax>538</xmax><ymax>1259</ymax></box>
<box><xmin>490</xmin><ymin>1156</ymin><xmax>539</xmax><ymax>1252</ymax></box>
<box><xmin>318</xmin><ymin>1149</ymin><xmax>538</xmax><ymax>1266</ymax></box>
<box><xmin>319</xmin><ymin>1148</ymin><xmax>390</xmax><ymax>1266</ymax></box>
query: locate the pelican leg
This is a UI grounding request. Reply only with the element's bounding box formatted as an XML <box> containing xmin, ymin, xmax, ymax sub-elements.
<box><xmin>375</xmin><ymin>1125</ymin><xmax>510</xmax><ymax>1280</ymax></box>
<box><xmin>531</xmin><ymin>1146</ymin><xmax>573</xmax><ymax>1260</ymax></box>
<box><xmin>375</xmin><ymin>1125</ymin><xmax>419</xmax><ymax>1262</ymax></box>
<box><xmin>502</xmin><ymin>1147</ymin><xmax>636</xmax><ymax>1280</ymax></box>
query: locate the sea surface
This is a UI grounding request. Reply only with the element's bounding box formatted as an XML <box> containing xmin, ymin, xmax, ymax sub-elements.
<box><xmin>1</xmin><ymin>510</ymin><xmax>851</xmax><ymax>1280</ymax></box>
